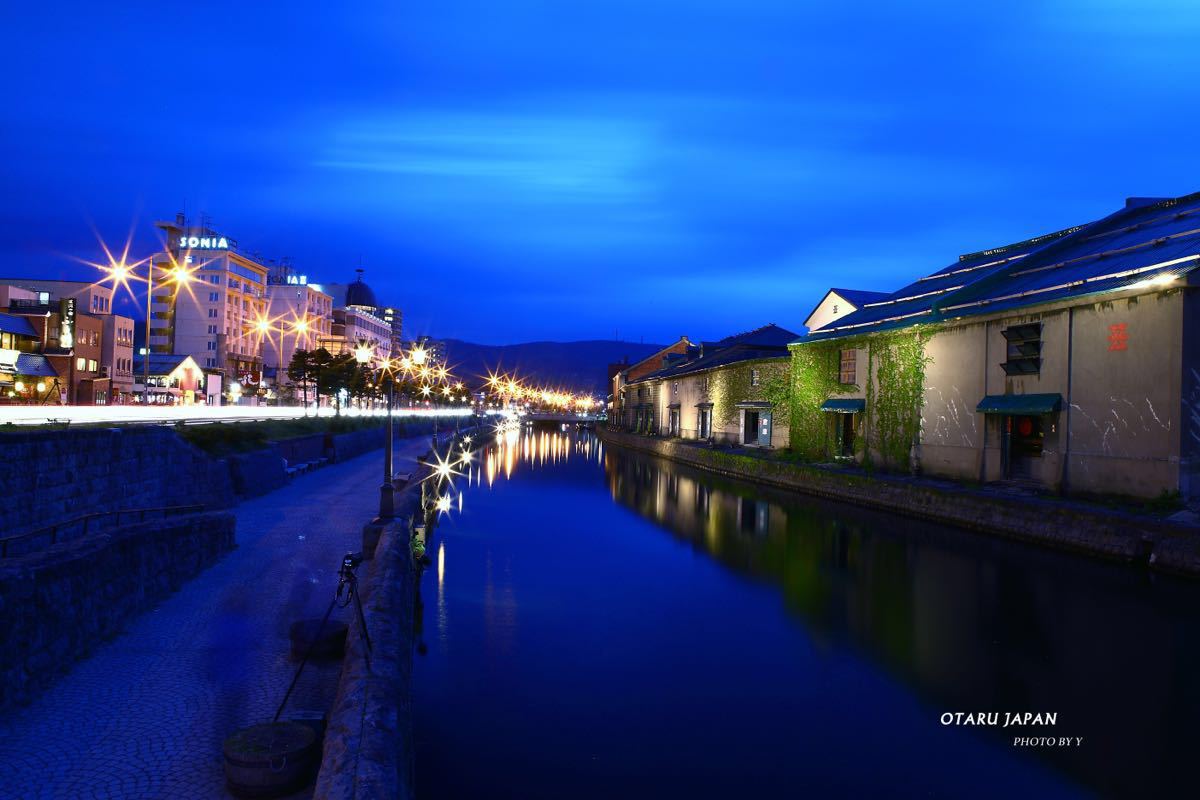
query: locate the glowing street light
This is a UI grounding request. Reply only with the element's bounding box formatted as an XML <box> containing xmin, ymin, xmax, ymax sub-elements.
<box><xmin>355</xmin><ymin>339</ymin><xmax>396</xmax><ymax>520</ymax></box>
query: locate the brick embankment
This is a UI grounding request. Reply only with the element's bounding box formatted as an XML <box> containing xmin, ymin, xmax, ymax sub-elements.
<box><xmin>598</xmin><ymin>428</ymin><xmax>1200</xmax><ymax>578</ymax></box>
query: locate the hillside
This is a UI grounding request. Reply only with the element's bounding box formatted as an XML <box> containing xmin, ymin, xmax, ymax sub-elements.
<box><xmin>441</xmin><ymin>339</ymin><xmax>666</xmax><ymax>396</ymax></box>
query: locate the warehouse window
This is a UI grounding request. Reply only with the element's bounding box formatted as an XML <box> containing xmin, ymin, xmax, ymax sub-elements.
<box><xmin>839</xmin><ymin>349</ymin><xmax>857</xmax><ymax>384</ymax></box>
<box><xmin>1001</xmin><ymin>323</ymin><xmax>1042</xmax><ymax>376</ymax></box>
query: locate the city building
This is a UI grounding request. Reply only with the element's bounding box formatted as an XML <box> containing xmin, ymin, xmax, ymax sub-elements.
<box><xmin>131</xmin><ymin>353</ymin><xmax>206</xmax><ymax>405</ymax></box>
<box><xmin>401</xmin><ymin>336</ymin><xmax>446</xmax><ymax>364</ymax></box>
<box><xmin>152</xmin><ymin>215</ymin><xmax>269</xmax><ymax>394</ymax></box>
<box><xmin>317</xmin><ymin>271</ymin><xmax>393</xmax><ymax>366</ymax></box>
<box><xmin>264</xmin><ymin>265</ymin><xmax>334</xmax><ymax>390</ymax></box>
<box><xmin>610</xmin><ymin>337</ymin><xmax>695</xmax><ymax>432</ymax></box>
<box><xmin>4</xmin><ymin>288</ymin><xmax>108</xmax><ymax>404</ymax></box>
<box><xmin>100</xmin><ymin>314</ymin><xmax>136</xmax><ymax>401</ymax></box>
<box><xmin>795</xmin><ymin>191</ymin><xmax>1200</xmax><ymax>500</ymax></box>
<box><xmin>0</xmin><ymin>279</ymin><xmax>135</xmax><ymax>402</ymax></box>
<box><xmin>0</xmin><ymin>311</ymin><xmax>58</xmax><ymax>403</ymax></box>
<box><xmin>620</xmin><ymin>325</ymin><xmax>797</xmax><ymax>447</ymax></box>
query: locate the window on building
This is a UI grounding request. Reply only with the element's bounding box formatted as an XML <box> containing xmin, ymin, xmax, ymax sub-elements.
<box><xmin>208</xmin><ymin>325</ymin><xmax>217</xmax><ymax>334</ymax></box>
<box><xmin>1001</xmin><ymin>323</ymin><xmax>1042</xmax><ymax>375</ymax></box>
<box><xmin>208</xmin><ymin>308</ymin><xmax>218</xmax><ymax>318</ymax></box>
<box><xmin>76</xmin><ymin>357</ymin><xmax>85</xmax><ymax>370</ymax></box>
<box><xmin>209</xmin><ymin>292</ymin><xmax>219</xmax><ymax>302</ymax></box>
<box><xmin>750</xmin><ymin>369</ymin><xmax>761</xmax><ymax>387</ymax></box>
<box><xmin>207</xmin><ymin>341</ymin><xmax>216</xmax><ymax>351</ymax></box>
<box><xmin>206</xmin><ymin>357</ymin><xmax>215</xmax><ymax>367</ymax></box>
<box><xmin>839</xmin><ymin>349</ymin><xmax>857</xmax><ymax>384</ymax></box>
<box><xmin>87</xmin><ymin>359</ymin><xmax>98</xmax><ymax>372</ymax></box>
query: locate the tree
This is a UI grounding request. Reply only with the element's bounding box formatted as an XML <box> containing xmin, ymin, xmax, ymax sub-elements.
<box><xmin>314</xmin><ymin>351</ymin><xmax>358</xmax><ymax>415</ymax></box>
<box><xmin>287</xmin><ymin>349</ymin><xmax>313</xmax><ymax>407</ymax></box>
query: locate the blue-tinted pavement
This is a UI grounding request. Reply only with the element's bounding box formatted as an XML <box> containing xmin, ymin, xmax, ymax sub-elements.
<box><xmin>0</xmin><ymin>437</ymin><xmax>433</xmax><ymax>800</ymax></box>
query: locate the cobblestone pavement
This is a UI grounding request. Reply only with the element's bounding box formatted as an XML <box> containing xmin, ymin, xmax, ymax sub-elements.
<box><xmin>0</xmin><ymin>436</ymin><xmax>435</xmax><ymax>800</ymax></box>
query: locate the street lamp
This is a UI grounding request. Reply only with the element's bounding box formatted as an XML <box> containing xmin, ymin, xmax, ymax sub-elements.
<box><xmin>98</xmin><ymin>253</ymin><xmax>193</xmax><ymax>405</ymax></box>
<box><xmin>356</xmin><ymin>341</ymin><xmax>395</xmax><ymax>519</ymax></box>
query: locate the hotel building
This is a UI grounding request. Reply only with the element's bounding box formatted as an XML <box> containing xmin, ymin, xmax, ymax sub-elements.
<box><xmin>152</xmin><ymin>216</ymin><xmax>269</xmax><ymax>393</ymax></box>
<box><xmin>317</xmin><ymin>271</ymin><xmax>394</xmax><ymax>366</ymax></box>
<box><xmin>264</xmin><ymin>266</ymin><xmax>334</xmax><ymax>382</ymax></box>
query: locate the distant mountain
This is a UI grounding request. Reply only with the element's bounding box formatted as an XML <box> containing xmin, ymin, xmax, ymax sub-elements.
<box><xmin>441</xmin><ymin>339</ymin><xmax>666</xmax><ymax>396</ymax></box>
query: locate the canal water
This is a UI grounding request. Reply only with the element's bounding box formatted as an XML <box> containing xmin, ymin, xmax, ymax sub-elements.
<box><xmin>412</xmin><ymin>428</ymin><xmax>1200</xmax><ymax>799</ymax></box>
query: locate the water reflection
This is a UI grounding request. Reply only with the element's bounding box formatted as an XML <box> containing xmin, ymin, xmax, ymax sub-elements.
<box><xmin>482</xmin><ymin>424</ymin><xmax>605</xmax><ymax>487</ymax></box>
<box><xmin>602</xmin><ymin>444</ymin><xmax>1200</xmax><ymax>799</ymax></box>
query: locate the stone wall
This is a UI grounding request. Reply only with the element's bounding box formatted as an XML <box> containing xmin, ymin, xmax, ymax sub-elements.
<box><xmin>314</xmin><ymin>433</ymin><xmax>473</xmax><ymax>800</ymax></box>
<box><xmin>599</xmin><ymin>427</ymin><xmax>1200</xmax><ymax>577</ymax></box>
<box><xmin>0</xmin><ymin>511</ymin><xmax>236</xmax><ymax>710</ymax></box>
<box><xmin>0</xmin><ymin>427</ymin><xmax>233</xmax><ymax>538</ymax></box>
<box><xmin>314</xmin><ymin>481</ymin><xmax>425</xmax><ymax>800</ymax></box>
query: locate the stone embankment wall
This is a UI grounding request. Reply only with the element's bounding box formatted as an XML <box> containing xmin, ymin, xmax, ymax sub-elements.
<box><xmin>313</xmin><ymin>473</ymin><xmax>428</xmax><ymax>800</ymax></box>
<box><xmin>0</xmin><ymin>427</ymin><xmax>233</xmax><ymax>538</ymax></box>
<box><xmin>0</xmin><ymin>511</ymin><xmax>235</xmax><ymax>709</ymax></box>
<box><xmin>227</xmin><ymin>422</ymin><xmax>440</xmax><ymax>499</ymax></box>
<box><xmin>598</xmin><ymin>428</ymin><xmax>1200</xmax><ymax>577</ymax></box>
<box><xmin>315</xmin><ymin>428</ymin><xmax>482</xmax><ymax>800</ymax></box>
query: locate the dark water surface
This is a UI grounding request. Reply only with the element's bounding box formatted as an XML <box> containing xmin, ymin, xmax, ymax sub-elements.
<box><xmin>412</xmin><ymin>429</ymin><xmax>1200</xmax><ymax>799</ymax></box>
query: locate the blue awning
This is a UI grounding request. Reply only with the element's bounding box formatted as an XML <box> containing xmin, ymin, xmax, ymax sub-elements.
<box><xmin>976</xmin><ymin>393</ymin><xmax>1062</xmax><ymax>414</ymax></box>
<box><xmin>12</xmin><ymin>353</ymin><xmax>58</xmax><ymax>378</ymax></box>
<box><xmin>821</xmin><ymin>398</ymin><xmax>865</xmax><ymax>413</ymax></box>
<box><xmin>0</xmin><ymin>313</ymin><xmax>37</xmax><ymax>338</ymax></box>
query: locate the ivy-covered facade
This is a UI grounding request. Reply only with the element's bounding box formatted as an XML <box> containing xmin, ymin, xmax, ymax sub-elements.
<box><xmin>613</xmin><ymin>325</ymin><xmax>798</xmax><ymax>448</ymax></box>
<box><xmin>790</xmin><ymin>191</ymin><xmax>1200</xmax><ymax>501</ymax></box>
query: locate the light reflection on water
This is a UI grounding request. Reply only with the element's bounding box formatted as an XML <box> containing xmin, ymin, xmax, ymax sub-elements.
<box><xmin>416</xmin><ymin>428</ymin><xmax>1200</xmax><ymax>800</ymax></box>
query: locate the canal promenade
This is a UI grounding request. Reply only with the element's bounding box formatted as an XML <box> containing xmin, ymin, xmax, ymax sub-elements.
<box><xmin>0</xmin><ymin>435</ymin><xmax>433</xmax><ymax>800</ymax></box>
<box><xmin>597</xmin><ymin>427</ymin><xmax>1200</xmax><ymax>576</ymax></box>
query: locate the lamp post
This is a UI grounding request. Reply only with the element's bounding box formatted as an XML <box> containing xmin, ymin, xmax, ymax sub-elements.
<box><xmin>99</xmin><ymin>251</ymin><xmax>191</xmax><ymax>406</ymax></box>
<box><xmin>356</xmin><ymin>341</ymin><xmax>394</xmax><ymax>519</ymax></box>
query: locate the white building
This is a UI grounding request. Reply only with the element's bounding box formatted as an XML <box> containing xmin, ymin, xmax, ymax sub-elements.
<box><xmin>153</xmin><ymin>216</ymin><xmax>269</xmax><ymax>392</ymax></box>
<box><xmin>264</xmin><ymin>267</ymin><xmax>334</xmax><ymax>381</ymax></box>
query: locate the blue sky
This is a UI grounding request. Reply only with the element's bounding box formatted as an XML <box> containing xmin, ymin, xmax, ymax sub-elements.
<box><xmin>2</xmin><ymin>1</ymin><xmax>1199</xmax><ymax>343</ymax></box>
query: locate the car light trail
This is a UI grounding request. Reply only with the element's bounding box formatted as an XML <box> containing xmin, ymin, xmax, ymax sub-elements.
<box><xmin>0</xmin><ymin>405</ymin><xmax>477</xmax><ymax>427</ymax></box>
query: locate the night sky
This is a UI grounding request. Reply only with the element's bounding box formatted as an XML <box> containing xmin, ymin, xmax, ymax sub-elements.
<box><xmin>3</xmin><ymin>2</ymin><xmax>1199</xmax><ymax>343</ymax></box>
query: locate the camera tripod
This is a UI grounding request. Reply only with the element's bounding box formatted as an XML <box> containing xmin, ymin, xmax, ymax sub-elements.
<box><xmin>274</xmin><ymin>552</ymin><xmax>373</xmax><ymax>722</ymax></box>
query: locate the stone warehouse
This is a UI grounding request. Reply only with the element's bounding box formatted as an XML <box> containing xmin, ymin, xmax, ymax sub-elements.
<box><xmin>795</xmin><ymin>192</ymin><xmax>1200</xmax><ymax>500</ymax></box>
<box><xmin>615</xmin><ymin>325</ymin><xmax>798</xmax><ymax>448</ymax></box>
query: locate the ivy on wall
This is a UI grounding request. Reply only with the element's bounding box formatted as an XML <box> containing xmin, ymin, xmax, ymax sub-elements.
<box><xmin>787</xmin><ymin>342</ymin><xmax>845</xmax><ymax>459</ymax></box>
<box><xmin>788</xmin><ymin>330</ymin><xmax>931</xmax><ymax>471</ymax></box>
<box><xmin>707</xmin><ymin>360</ymin><xmax>791</xmax><ymax>428</ymax></box>
<box><xmin>866</xmin><ymin>331</ymin><xmax>931</xmax><ymax>471</ymax></box>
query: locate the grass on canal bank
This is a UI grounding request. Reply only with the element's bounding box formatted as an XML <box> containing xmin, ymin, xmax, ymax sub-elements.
<box><xmin>176</xmin><ymin>416</ymin><xmax>389</xmax><ymax>456</ymax></box>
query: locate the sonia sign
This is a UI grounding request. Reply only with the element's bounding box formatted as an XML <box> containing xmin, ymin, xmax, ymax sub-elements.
<box><xmin>177</xmin><ymin>236</ymin><xmax>229</xmax><ymax>250</ymax></box>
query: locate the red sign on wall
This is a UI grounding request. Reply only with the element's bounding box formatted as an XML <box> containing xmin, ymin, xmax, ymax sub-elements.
<box><xmin>1108</xmin><ymin>323</ymin><xmax>1128</xmax><ymax>351</ymax></box>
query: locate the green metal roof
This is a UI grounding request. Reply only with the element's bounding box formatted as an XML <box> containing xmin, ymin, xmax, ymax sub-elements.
<box><xmin>976</xmin><ymin>393</ymin><xmax>1062</xmax><ymax>414</ymax></box>
<box><xmin>820</xmin><ymin>398</ymin><xmax>865</xmax><ymax>412</ymax></box>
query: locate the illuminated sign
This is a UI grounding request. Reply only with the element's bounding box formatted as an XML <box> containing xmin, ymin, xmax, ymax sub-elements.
<box><xmin>286</xmin><ymin>275</ymin><xmax>308</xmax><ymax>285</ymax></box>
<box><xmin>240</xmin><ymin>371</ymin><xmax>262</xmax><ymax>387</ymax></box>
<box><xmin>178</xmin><ymin>236</ymin><xmax>229</xmax><ymax>250</ymax></box>
<box><xmin>60</xmin><ymin>297</ymin><xmax>76</xmax><ymax>349</ymax></box>
<box><xmin>0</xmin><ymin>348</ymin><xmax>18</xmax><ymax>373</ymax></box>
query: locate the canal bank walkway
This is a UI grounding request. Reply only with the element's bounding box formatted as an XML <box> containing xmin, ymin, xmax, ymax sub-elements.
<box><xmin>0</xmin><ymin>436</ymin><xmax>434</xmax><ymax>800</ymax></box>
